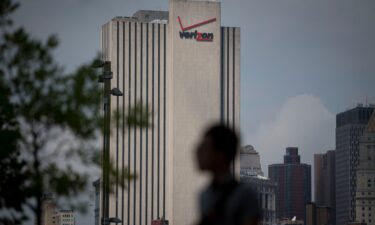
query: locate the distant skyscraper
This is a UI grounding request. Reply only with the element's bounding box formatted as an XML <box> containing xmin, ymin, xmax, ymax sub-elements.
<box><xmin>240</xmin><ymin>145</ymin><xmax>264</xmax><ymax>176</ymax></box>
<box><xmin>269</xmin><ymin>147</ymin><xmax>311</xmax><ymax>222</ymax></box>
<box><xmin>306</xmin><ymin>202</ymin><xmax>331</xmax><ymax>225</ymax></box>
<box><xmin>355</xmin><ymin>112</ymin><xmax>375</xmax><ymax>225</ymax></box>
<box><xmin>335</xmin><ymin>105</ymin><xmax>375</xmax><ymax>225</ymax></box>
<box><xmin>314</xmin><ymin>150</ymin><xmax>335</xmax><ymax>224</ymax></box>
<box><xmin>240</xmin><ymin>145</ymin><xmax>276</xmax><ymax>225</ymax></box>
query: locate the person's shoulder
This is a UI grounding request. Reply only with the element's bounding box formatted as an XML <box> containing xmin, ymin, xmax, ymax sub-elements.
<box><xmin>235</xmin><ymin>182</ymin><xmax>257</xmax><ymax>196</ymax></box>
<box><xmin>233</xmin><ymin>182</ymin><xmax>263</xmax><ymax>222</ymax></box>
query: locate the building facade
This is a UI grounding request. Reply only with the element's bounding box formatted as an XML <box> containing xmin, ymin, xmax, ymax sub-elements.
<box><xmin>39</xmin><ymin>194</ymin><xmax>75</xmax><ymax>225</ymax></box>
<box><xmin>100</xmin><ymin>1</ymin><xmax>240</xmax><ymax>225</ymax></box>
<box><xmin>355</xmin><ymin>112</ymin><xmax>375</xmax><ymax>225</ymax></box>
<box><xmin>240</xmin><ymin>145</ymin><xmax>276</xmax><ymax>225</ymax></box>
<box><xmin>314</xmin><ymin>150</ymin><xmax>335</xmax><ymax>224</ymax></box>
<box><xmin>269</xmin><ymin>147</ymin><xmax>311</xmax><ymax>222</ymax></box>
<box><xmin>56</xmin><ymin>210</ymin><xmax>75</xmax><ymax>225</ymax></box>
<box><xmin>93</xmin><ymin>179</ymin><xmax>100</xmax><ymax>225</ymax></box>
<box><xmin>336</xmin><ymin>105</ymin><xmax>375</xmax><ymax>225</ymax></box>
<box><xmin>240</xmin><ymin>145</ymin><xmax>264</xmax><ymax>176</ymax></box>
<box><xmin>277</xmin><ymin>219</ymin><xmax>304</xmax><ymax>225</ymax></box>
<box><xmin>41</xmin><ymin>194</ymin><xmax>58</xmax><ymax>225</ymax></box>
<box><xmin>306</xmin><ymin>202</ymin><xmax>331</xmax><ymax>225</ymax></box>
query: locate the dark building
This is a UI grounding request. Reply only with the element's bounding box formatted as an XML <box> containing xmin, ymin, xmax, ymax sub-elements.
<box><xmin>314</xmin><ymin>150</ymin><xmax>335</xmax><ymax>224</ymax></box>
<box><xmin>269</xmin><ymin>147</ymin><xmax>311</xmax><ymax>222</ymax></box>
<box><xmin>240</xmin><ymin>175</ymin><xmax>277</xmax><ymax>225</ymax></box>
<box><xmin>306</xmin><ymin>202</ymin><xmax>331</xmax><ymax>225</ymax></box>
<box><xmin>335</xmin><ymin>105</ymin><xmax>375</xmax><ymax>225</ymax></box>
<box><xmin>93</xmin><ymin>179</ymin><xmax>100</xmax><ymax>225</ymax></box>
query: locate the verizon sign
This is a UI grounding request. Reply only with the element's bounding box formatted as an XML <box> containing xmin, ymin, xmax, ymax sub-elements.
<box><xmin>178</xmin><ymin>16</ymin><xmax>216</xmax><ymax>41</ymax></box>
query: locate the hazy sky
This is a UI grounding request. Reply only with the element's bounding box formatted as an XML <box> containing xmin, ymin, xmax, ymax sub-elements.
<box><xmin>13</xmin><ymin>0</ymin><xmax>375</xmax><ymax>224</ymax></box>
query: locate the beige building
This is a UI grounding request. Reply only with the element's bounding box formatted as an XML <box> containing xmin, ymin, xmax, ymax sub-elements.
<box><xmin>41</xmin><ymin>194</ymin><xmax>58</xmax><ymax>225</ymax></box>
<box><xmin>240</xmin><ymin>145</ymin><xmax>263</xmax><ymax>176</ymax></box>
<box><xmin>240</xmin><ymin>145</ymin><xmax>276</xmax><ymax>225</ymax></box>
<box><xmin>56</xmin><ymin>210</ymin><xmax>75</xmax><ymax>225</ymax></box>
<box><xmin>355</xmin><ymin>112</ymin><xmax>375</xmax><ymax>225</ymax></box>
<box><xmin>100</xmin><ymin>0</ymin><xmax>240</xmax><ymax>225</ymax></box>
<box><xmin>40</xmin><ymin>195</ymin><xmax>75</xmax><ymax>225</ymax></box>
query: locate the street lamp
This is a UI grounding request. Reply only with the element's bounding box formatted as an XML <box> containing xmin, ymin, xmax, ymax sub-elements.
<box><xmin>92</xmin><ymin>60</ymin><xmax>110</xmax><ymax>68</ymax></box>
<box><xmin>93</xmin><ymin>60</ymin><xmax>125</xmax><ymax>225</ymax></box>
<box><xmin>102</xmin><ymin>217</ymin><xmax>122</xmax><ymax>225</ymax></box>
<box><xmin>98</xmin><ymin>71</ymin><xmax>113</xmax><ymax>83</ymax></box>
<box><xmin>110</xmin><ymin>88</ymin><xmax>123</xmax><ymax>96</ymax></box>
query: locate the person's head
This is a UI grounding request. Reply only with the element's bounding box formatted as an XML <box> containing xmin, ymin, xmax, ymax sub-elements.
<box><xmin>196</xmin><ymin>124</ymin><xmax>239</xmax><ymax>173</ymax></box>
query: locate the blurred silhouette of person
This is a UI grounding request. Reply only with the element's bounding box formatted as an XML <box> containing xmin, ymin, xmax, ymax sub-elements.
<box><xmin>195</xmin><ymin>124</ymin><xmax>261</xmax><ymax>225</ymax></box>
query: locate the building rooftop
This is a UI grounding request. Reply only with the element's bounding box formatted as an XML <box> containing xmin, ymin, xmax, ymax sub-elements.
<box><xmin>336</xmin><ymin>105</ymin><xmax>375</xmax><ymax>128</ymax></box>
<box><xmin>240</xmin><ymin>145</ymin><xmax>257</xmax><ymax>154</ymax></box>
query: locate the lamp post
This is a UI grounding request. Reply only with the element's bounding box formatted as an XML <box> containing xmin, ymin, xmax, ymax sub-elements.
<box><xmin>102</xmin><ymin>217</ymin><xmax>122</xmax><ymax>225</ymax></box>
<box><xmin>93</xmin><ymin>60</ymin><xmax>124</xmax><ymax>225</ymax></box>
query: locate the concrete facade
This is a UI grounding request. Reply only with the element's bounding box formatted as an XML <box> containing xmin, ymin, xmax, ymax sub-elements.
<box><xmin>240</xmin><ymin>145</ymin><xmax>263</xmax><ymax>176</ymax></box>
<box><xmin>355</xmin><ymin>112</ymin><xmax>375</xmax><ymax>225</ymax></box>
<box><xmin>56</xmin><ymin>210</ymin><xmax>75</xmax><ymax>225</ymax></box>
<box><xmin>100</xmin><ymin>1</ymin><xmax>240</xmax><ymax>225</ymax></box>
<box><xmin>336</xmin><ymin>105</ymin><xmax>375</xmax><ymax>225</ymax></box>
<box><xmin>39</xmin><ymin>195</ymin><xmax>75</xmax><ymax>225</ymax></box>
<box><xmin>240</xmin><ymin>145</ymin><xmax>276</xmax><ymax>225</ymax></box>
<box><xmin>41</xmin><ymin>194</ymin><xmax>58</xmax><ymax>225</ymax></box>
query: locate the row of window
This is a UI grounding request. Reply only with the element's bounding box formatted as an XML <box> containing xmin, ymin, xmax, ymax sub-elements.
<box><xmin>362</xmin><ymin>219</ymin><xmax>372</xmax><ymax>223</ymax></box>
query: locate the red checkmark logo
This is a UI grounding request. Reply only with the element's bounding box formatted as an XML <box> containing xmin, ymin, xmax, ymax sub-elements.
<box><xmin>177</xmin><ymin>16</ymin><xmax>216</xmax><ymax>32</ymax></box>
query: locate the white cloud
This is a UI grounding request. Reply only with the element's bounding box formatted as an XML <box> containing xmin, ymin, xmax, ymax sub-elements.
<box><xmin>246</xmin><ymin>94</ymin><xmax>335</xmax><ymax>177</ymax></box>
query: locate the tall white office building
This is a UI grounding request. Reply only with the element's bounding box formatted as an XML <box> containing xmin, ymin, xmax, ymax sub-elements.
<box><xmin>100</xmin><ymin>0</ymin><xmax>240</xmax><ymax>225</ymax></box>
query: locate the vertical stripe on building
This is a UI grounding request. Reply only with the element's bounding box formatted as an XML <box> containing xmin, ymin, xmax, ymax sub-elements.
<box><xmin>151</xmin><ymin>23</ymin><xmax>155</xmax><ymax>221</ymax></box>
<box><xmin>139</xmin><ymin>23</ymin><xmax>143</xmax><ymax>225</ymax></box>
<box><xmin>115</xmin><ymin>20</ymin><xmax>119</xmax><ymax>219</ymax></box>
<box><xmin>157</xmin><ymin>23</ymin><xmax>161</xmax><ymax>219</ymax></box>
<box><xmin>121</xmin><ymin>21</ymin><xmax>126</xmax><ymax>225</ymax></box>
<box><xmin>220</xmin><ymin>27</ymin><xmax>224</xmax><ymax>123</ymax></box>
<box><xmin>133</xmin><ymin>22</ymin><xmax>137</xmax><ymax>225</ymax></box>
<box><xmin>145</xmin><ymin>23</ymin><xmax>149</xmax><ymax>225</ymax></box>
<box><xmin>127</xmin><ymin>22</ymin><xmax>131</xmax><ymax>225</ymax></box>
<box><xmin>232</xmin><ymin>27</ymin><xmax>236</xmax><ymax>172</ymax></box>
<box><xmin>163</xmin><ymin>23</ymin><xmax>167</xmax><ymax>219</ymax></box>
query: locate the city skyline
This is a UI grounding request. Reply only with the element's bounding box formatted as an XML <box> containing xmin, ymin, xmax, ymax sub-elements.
<box><xmin>13</xmin><ymin>0</ymin><xmax>375</xmax><ymax>179</ymax></box>
<box><xmin>11</xmin><ymin>0</ymin><xmax>375</xmax><ymax>224</ymax></box>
